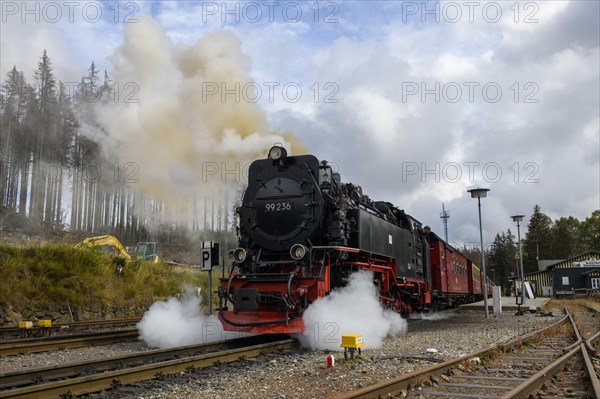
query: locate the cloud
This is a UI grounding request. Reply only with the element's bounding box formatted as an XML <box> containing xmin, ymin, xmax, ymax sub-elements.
<box><xmin>1</xmin><ymin>0</ymin><xmax>597</xmax><ymax>243</ymax></box>
<box><xmin>269</xmin><ymin>1</ymin><xmax>599</xmax><ymax>242</ymax></box>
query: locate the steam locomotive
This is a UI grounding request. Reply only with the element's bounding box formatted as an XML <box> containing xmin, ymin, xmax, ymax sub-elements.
<box><xmin>218</xmin><ymin>146</ymin><xmax>492</xmax><ymax>334</ymax></box>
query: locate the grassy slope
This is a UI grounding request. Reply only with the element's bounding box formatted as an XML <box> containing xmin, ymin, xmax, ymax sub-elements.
<box><xmin>0</xmin><ymin>244</ymin><xmax>216</xmax><ymax>324</ymax></box>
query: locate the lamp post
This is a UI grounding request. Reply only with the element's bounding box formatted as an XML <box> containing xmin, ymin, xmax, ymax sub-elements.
<box><xmin>468</xmin><ymin>188</ymin><xmax>490</xmax><ymax>319</ymax></box>
<box><xmin>511</xmin><ymin>215</ymin><xmax>525</xmax><ymax>314</ymax></box>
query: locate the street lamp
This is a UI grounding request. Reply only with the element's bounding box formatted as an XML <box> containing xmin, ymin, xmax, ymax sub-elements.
<box><xmin>511</xmin><ymin>214</ymin><xmax>525</xmax><ymax>314</ymax></box>
<box><xmin>468</xmin><ymin>188</ymin><xmax>490</xmax><ymax>319</ymax></box>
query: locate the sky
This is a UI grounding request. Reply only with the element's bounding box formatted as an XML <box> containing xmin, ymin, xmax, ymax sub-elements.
<box><xmin>1</xmin><ymin>0</ymin><xmax>599</xmax><ymax>249</ymax></box>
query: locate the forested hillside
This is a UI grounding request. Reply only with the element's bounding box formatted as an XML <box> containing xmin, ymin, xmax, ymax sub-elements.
<box><xmin>0</xmin><ymin>51</ymin><xmax>235</xmax><ymax>245</ymax></box>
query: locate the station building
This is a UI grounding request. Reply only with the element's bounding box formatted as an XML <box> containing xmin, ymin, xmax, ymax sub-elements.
<box><xmin>514</xmin><ymin>251</ymin><xmax>600</xmax><ymax>298</ymax></box>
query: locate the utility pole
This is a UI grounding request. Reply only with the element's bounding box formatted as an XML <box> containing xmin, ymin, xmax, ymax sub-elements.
<box><xmin>512</xmin><ymin>215</ymin><xmax>526</xmax><ymax>315</ymax></box>
<box><xmin>468</xmin><ymin>188</ymin><xmax>490</xmax><ymax>319</ymax></box>
<box><xmin>440</xmin><ymin>203</ymin><xmax>450</xmax><ymax>242</ymax></box>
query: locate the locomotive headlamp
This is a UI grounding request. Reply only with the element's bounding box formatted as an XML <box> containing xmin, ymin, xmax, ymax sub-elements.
<box><xmin>268</xmin><ymin>145</ymin><xmax>287</xmax><ymax>161</ymax></box>
<box><xmin>290</xmin><ymin>244</ymin><xmax>308</xmax><ymax>260</ymax></box>
<box><xmin>233</xmin><ymin>248</ymin><xmax>247</xmax><ymax>263</ymax></box>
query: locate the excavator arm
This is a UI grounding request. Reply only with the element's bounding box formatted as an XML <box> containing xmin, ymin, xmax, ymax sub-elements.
<box><xmin>75</xmin><ymin>235</ymin><xmax>132</xmax><ymax>261</ymax></box>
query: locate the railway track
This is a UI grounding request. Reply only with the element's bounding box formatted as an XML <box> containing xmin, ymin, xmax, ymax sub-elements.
<box><xmin>0</xmin><ymin>318</ymin><xmax>141</xmax><ymax>340</ymax></box>
<box><xmin>0</xmin><ymin>334</ymin><xmax>296</xmax><ymax>399</ymax></box>
<box><xmin>339</xmin><ymin>305</ymin><xmax>600</xmax><ymax>399</ymax></box>
<box><xmin>0</xmin><ymin>329</ymin><xmax>139</xmax><ymax>356</ymax></box>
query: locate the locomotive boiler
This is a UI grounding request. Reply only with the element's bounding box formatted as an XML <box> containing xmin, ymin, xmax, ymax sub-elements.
<box><xmin>218</xmin><ymin>146</ymin><xmax>432</xmax><ymax>333</ymax></box>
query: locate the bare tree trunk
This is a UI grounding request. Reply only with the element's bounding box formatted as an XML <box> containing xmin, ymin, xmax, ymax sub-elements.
<box><xmin>111</xmin><ymin>189</ymin><xmax>117</xmax><ymax>229</ymax></box>
<box><xmin>32</xmin><ymin>130</ymin><xmax>45</xmax><ymax>222</ymax></box>
<box><xmin>44</xmin><ymin>157</ymin><xmax>55</xmax><ymax>224</ymax></box>
<box><xmin>19</xmin><ymin>158</ymin><xmax>29</xmax><ymax>215</ymax></box>
<box><xmin>103</xmin><ymin>191</ymin><xmax>111</xmax><ymax>228</ymax></box>
<box><xmin>118</xmin><ymin>185</ymin><xmax>125</xmax><ymax>238</ymax></box>
<box><xmin>93</xmin><ymin>180</ymin><xmax>103</xmax><ymax>233</ymax></box>
<box><xmin>11</xmin><ymin>160</ymin><xmax>20</xmax><ymax>210</ymax></box>
<box><xmin>4</xmin><ymin>153</ymin><xmax>14</xmax><ymax>209</ymax></box>
<box><xmin>0</xmin><ymin>118</ymin><xmax>12</xmax><ymax>209</ymax></box>
<box><xmin>87</xmin><ymin>181</ymin><xmax>95</xmax><ymax>232</ymax></box>
<box><xmin>70</xmin><ymin>165</ymin><xmax>78</xmax><ymax>229</ymax></box>
<box><xmin>55</xmin><ymin>167</ymin><xmax>63</xmax><ymax>225</ymax></box>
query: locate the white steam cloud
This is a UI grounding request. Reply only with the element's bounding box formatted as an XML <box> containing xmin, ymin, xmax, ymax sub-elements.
<box><xmin>138</xmin><ymin>288</ymin><xmax>242</xmax><ymax>348</ymax></box>
<box><xmin>82</xmin><ymin>16</ymin><xmax>306</xmax><ymax>220</ymax></box>
<box><xmin>299</xmin><ymin>270</ymin><xmax>407</xmax><ymax>351</ymax></box>
<box><xmin>414</xmin><ymin>311</ymin><xmax>451</xmax><ymax>321</ymax></box>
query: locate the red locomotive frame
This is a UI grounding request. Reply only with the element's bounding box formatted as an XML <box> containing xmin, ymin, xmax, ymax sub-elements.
<box><xmin>219</xmin><ymin>239</ymin><xmax>491</xmax><ymax>334</ymax></box>
<box><xmin>219</xmin><ymin>245</ymin><xmax>458</xmax><ymax>334</ymax></box>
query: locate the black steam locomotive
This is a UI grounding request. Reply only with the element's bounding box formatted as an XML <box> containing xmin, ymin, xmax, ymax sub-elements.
<box><xmin>218</xmin><ymin>146</ymin><xmax>431</xmax><ymax>333</ymax></box>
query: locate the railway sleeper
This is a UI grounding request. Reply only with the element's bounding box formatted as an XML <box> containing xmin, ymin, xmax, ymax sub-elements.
<box><xmin>419</xmin><ymin>392</ymin><xmax>498</xmax><ymax>398</ymax></box>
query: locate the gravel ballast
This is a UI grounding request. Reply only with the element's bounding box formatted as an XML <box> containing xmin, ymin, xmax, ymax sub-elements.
<box><xmin>53</xmin><ymin>310</ymin><xmax>563</xmax><ymax>399</ymax></box>
<box><xmin>0</xmin><ymin>341</ymin><xmax>151</xmax><ymax>372</ymax></box>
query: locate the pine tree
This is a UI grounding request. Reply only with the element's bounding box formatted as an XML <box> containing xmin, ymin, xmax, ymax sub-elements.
<box><xmin>54</xmin><ymin>81</ymin><xmax>78</xmax><ymax>225</ymax></box>
<box><xmin>99</xmin><ymin>70</ymin><xmax>114</xmax><ymax>102</ymax></box>
<box><xmin>523</xmin><ymin>205</ymin><xmax>553</xmax><ymax>273</ymax></box>
<box><xmin>30</xmin><ymin>50</ymin><xmax>59</xmax><ymax>223</ymax></box>
<box><xmin>550</xmin><ymin>216</ymin><xmax>581</xmax><ymax>258</ymax></box>
<box><xmin>1</xmin><ymin>66</ymin><xmax>28</xmax><ymax>210</ymax></box>
<box><xmin>489</xmin><ymin>230</ymin><xmax>518</xmax><ymax>295</ymax></box>
<box><xmin>580</xmin><ymin>210</ymin><xmax>600</xmax><ymax>252</ymax></box>
<box><xmin>82</xmin><ymin>61</ymin><xmax>100</xmax><ymax>103</ymax></box>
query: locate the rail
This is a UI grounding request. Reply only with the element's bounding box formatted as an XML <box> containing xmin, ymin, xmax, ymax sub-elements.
<box><xmin>0</xmin><ymin>318</ymin><xmax>141</xmax><ymax>340</ymax></box>
<box><xmin>338</xmin><ymin>304</ymin><xmax>600</xmax><ymax>399</ymax></box>
<box><xmin>0</xmin><ymin>329</ymin><xmax>138</xmax><ymax>356</ymax></box>
<box><xmin>0</xmin><ymin>336</ymin><xmax>296</xmax><ymax>399</ymax></box>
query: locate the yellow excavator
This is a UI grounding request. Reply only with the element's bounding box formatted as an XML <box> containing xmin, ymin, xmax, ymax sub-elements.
<box><xmin>75</xmin><ymin>235</ymin><xmax>160</xmax><ymax>263</ymax></box>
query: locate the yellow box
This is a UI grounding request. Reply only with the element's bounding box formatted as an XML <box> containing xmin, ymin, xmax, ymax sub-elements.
<box><xmin>19</xmin><ymin>321</ymin><xmax>33</xmax><ymax>329</ymax></box>
<box><xmin>341</xmin><ymin>334</ymin><xmax>364</xmax><ymax>349</ymax></box>
<box><xmin>37</xmin><ymin>319</ymin><xmax>52</xmax><ymax>327</ymax></box>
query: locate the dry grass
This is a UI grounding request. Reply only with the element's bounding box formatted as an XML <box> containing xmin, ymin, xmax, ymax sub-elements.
<box><xmin>545</xmin><ymin>298</ymin><xmax>600</xmax><ymax>340</ymax></box>
<box><xmin>0</xmin><ymin>244</ymin><xmax>210</xmax><ymax>318</ymax></box>
<box><xmin>545</xmin><ymin>298</ymin><xmax>599</xmax><ymax>312</ymax></box>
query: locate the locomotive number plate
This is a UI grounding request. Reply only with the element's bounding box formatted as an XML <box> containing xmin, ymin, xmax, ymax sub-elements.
<box><xmin>264</xmin><ymin>202</ymin><xmax>294</xmax><ymax>212</ymax></box>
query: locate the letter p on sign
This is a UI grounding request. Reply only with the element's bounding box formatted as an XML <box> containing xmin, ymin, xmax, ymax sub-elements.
<box><xmin>201</xmin><ymin>248</ymin><xmax>212</xmax><ymax>271</ymax></box>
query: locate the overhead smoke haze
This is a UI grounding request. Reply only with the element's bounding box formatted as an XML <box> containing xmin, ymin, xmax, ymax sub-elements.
<box><xmin>299</xmin><ymin>270</ymin><xmax>407</xmax><ymax>351</ymax></box>
<box><xmin>137</xmin><ymin>287</ymin><xmax>242</xmax><ymax>348</ymax></box>
<box><xmin>81</xmin><ymin>15</ymin><xmax>306</xmax><ymax>222</ymax></box>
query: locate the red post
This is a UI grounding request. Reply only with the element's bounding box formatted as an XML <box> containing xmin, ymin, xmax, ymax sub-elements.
<box><xmin>327</xmin><ymin>354</ymin><xmax>335</xmax><ymax>367</ymax></box>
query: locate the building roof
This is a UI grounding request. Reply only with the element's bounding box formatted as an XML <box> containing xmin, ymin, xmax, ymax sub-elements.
<box><xmin>538</xmin><ymin>260</ymin><xmax>565</xmax><ymax>271</ymax></box>
<box><xmin>522</xmin><ymin>250</ymin><xmax>600</xmax><ymax>278</ymax></box>
<box><xmin>545</xmin><ymin>251</ymin><xmax>600</xmax><ymax>271</ymax></box>
<box><xmin>581</xmin><ymin>269</ymin><xmax>600</xmax><ymax>276</ymax></box>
